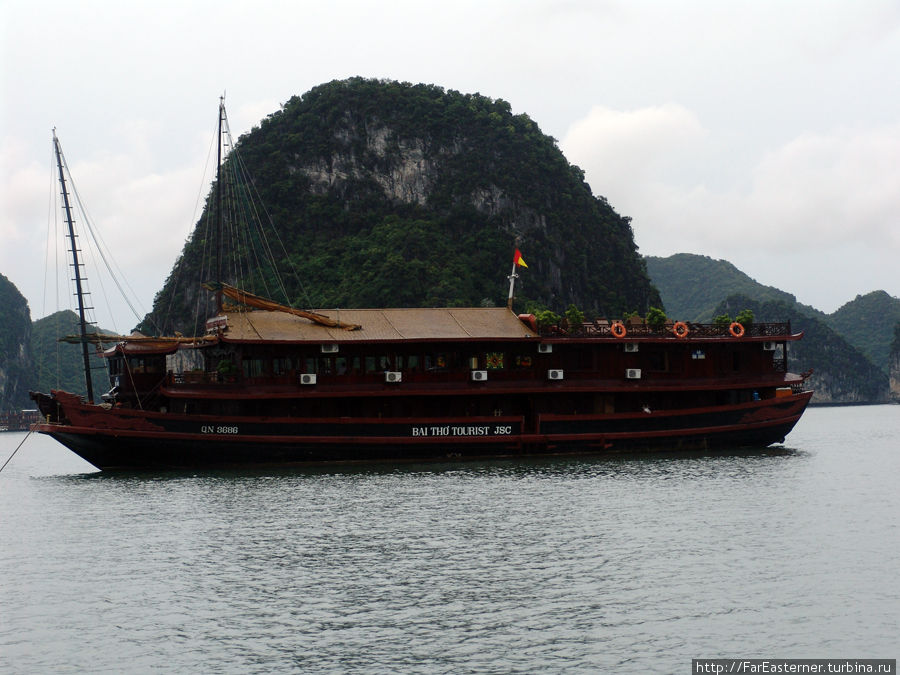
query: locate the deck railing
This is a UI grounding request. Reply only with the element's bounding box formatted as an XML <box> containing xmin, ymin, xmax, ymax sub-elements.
<box><xmin>555</xmin><ymin>321</ymin><xmax>793</xmax><ymax>339</ymax></box>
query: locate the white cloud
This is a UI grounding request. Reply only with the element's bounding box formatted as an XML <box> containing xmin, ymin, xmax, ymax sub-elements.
<box><xmin>561</xmin><ymin>103</ymin><xmax>706</xmax><ymax>194</ymax></box>
<box><xmin>561</xmin><ymin>107</ymin><xmax>900</xmax><ymax>312</ymax></box>
<box><xmin>746</xmin><ymin>126</ymin><xmax>900</xmax><ymax>248</ymax></box>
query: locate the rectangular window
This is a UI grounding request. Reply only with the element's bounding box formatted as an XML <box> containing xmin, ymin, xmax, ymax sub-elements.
<box><xmin>273</xmin><ymin>357</ymin><xmax>292</xmax><ymax>375</ymax></box>
<box><xmin>512</xmin><ymin>355</ymin><xmax>533</xmax><ymax>369</ymax></box>
<box><xmin>425</xmin><ymin>354</ymin><xmax>448</xmax><ymax>370</ymax></box>
<box><xmin>242</xmin><ymin>358</ymin><xmax>265</xmax><ymax>378</ymax></box>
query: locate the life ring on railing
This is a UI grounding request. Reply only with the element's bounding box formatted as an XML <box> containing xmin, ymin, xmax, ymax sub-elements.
<box><xmin>672</xmin><ymin>321</ymin><xmax>689</xmax><ymax>339</ymax></box>
<box><xmin>611</xmin><ymin>321</ymin><xmax>627</xmax><ymax>338</ymax></box>
<box><xmin>729</xmin><ymin>322</ymin><xmax>745</xmax><ymax>338</ymax></box>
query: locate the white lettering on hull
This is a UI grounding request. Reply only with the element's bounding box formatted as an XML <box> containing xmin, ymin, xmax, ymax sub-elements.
<box><xmin>200</xmin><ymin>425</ymin><xmax>239</xmax><ymax>434</ymax></box>
<box><xmin>412</xmin><ymin>425</ymin><xmax>513</xmax><ymax>437</ymax></box>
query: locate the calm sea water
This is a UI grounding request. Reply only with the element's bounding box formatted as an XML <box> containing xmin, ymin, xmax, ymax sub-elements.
<box><xmin>1</xmin><ymin>405</ymin><xmax>897</xmax><ymax>674</ymax></box>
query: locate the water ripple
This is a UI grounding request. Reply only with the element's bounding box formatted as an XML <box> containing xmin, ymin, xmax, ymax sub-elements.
<box><xmin>2</xmin><ymin>406</ymin><xmax>898</xmax><ymax>672</ymax></box>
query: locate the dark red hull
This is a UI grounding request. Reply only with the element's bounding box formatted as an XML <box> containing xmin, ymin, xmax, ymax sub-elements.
<box><xmin>33</xmin><ymin>390</ymin><xmax>812</xmax><ymax>470</ymax></box>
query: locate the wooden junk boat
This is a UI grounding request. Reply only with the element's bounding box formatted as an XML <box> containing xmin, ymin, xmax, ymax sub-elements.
<box><xmin>31</xmin><ymin>104</ymin><xmax>813</xmax><ymax>471</ymax></box>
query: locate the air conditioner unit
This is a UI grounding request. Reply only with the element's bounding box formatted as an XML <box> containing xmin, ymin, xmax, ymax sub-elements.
<box><xmin>762</xmin><ymin>342</ymin><xmax>778</xmax><ymax>351</ymax></box>
<box><xmin>384</xmin><ymin>371</ymin><xmax>402</xmax><ymax>383</ymax></box>
<box><xmin>320</xmin><ymin>344</ymin><xmax>339</xmax><ymax>353</ymax></box>
<box><xmin>300</xmin><ymin>373</ymin><xmax>317</xmax><ymax>385</ymax></box>
<box><xmin>471</xmin><ymin>370</ymin><xmax>488</xmax><ymax>381</ymax></box>
<box><xmin>547</xmin><ymin>369</ymin><xmax>564</xmax><ymax>380</ymax></box>
<box><xmin>537</xmin><ymin>343</ymin><xmax>553</xmax><ymax>353</ymax></box>
<box><xmin>626</xmin><ymin>368</ymin><xmax>642</xmax><ymax>379</ymax></box>
<box><xmin>624</xmin><ymin>343</ymin><xmax>639</xmax><ymax>352</ymax></box>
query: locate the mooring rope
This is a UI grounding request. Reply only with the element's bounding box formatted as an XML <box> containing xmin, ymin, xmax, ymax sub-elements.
<box><xmin>0</xmin><ymin>429</ymin><xmax>34</xmax><ymax>474</ymax></box>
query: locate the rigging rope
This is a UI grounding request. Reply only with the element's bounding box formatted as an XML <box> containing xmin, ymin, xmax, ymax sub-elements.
<box><xmin>0</xmin><ymin>430</ymin><xmax>34</xmax><ymax>475</ymax></box>
<box><xmin>54</xmin><ymin>137</ymin><xmax>148</xmax><ymax>333</ymax></box>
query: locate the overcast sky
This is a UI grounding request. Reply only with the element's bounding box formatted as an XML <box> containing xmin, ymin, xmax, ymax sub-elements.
<box><xmin>2</xmin><ymin>0</ymin><xmax>899</xmax><ymax>331</ymax></box>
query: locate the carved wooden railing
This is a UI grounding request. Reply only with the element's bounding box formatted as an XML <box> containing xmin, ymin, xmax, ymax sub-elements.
<box><xmin>546</xmin><ymin>321</ymin><xmax>794</xmax><ymax>339</ymax></box>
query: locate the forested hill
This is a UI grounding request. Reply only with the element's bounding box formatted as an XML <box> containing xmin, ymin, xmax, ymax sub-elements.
<box><xmin>31</xmin><ymin>310</ymin><xmax>110</xmax><ymax>401</ymax></box>
<box><xmin>140</xmin><ymin>78</ymin><xmax>660</xmax><ymax>335</ymax></box>
<box><xmin>0</xmin><ymin>272</ymin><xmax>34</xmax><ymax>411</ymax></box>
<box><xmin>645</xmin><ymin>253</ymin><xmax>823</xmax><ymax>322</ymax></box>
<box><xmin>829</xmin><ymin>291</ymin><xmax>900</xmax><ymax>370</ymax></box>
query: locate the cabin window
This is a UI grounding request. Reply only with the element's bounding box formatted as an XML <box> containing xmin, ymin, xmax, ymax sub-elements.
<box><xmin>396</xmin><ymin>355</ymin><xmax>419</xmax><ymax>371</ymax></box>
<box><xmin>303</xmin><ymin>357</ymin><xmax>316</xmax><ymax>374</ymax></box>
<box><xmin>242</xmin><ymin>358</ymin><xmax>265</xmax><ymax>378</ymax></box>
<box><xmin>128</xmin><ymin>357</ymin><xmax>164</xmax><ymax>374</ymax></box>
<box><xmin>273</xmin><ymin>357</ymin><xmax>293</xmax><ymax>375</ymax></box>
<box><xmin>425</xmin><ymin>353</ymin><xmax>448</xmax><ymax>371</ymax></box>
<box><xmin>512</xmin><ymin>355</ymin><xmax>533</xmax><ymax>369</ymax></box>
<box><xmin>109</xmin><ymin>358</ymin><xmax>123</xmax><ymax>376</ymax></box>
<box><xmin>363</xmin><ymin>356</ymin><xmax>392</xmax><ymax>373</ymax></box>
<box><xmin>317</xmin><ymin>357</ymin><xmax>333</xmax><ymax>375</ymax></box>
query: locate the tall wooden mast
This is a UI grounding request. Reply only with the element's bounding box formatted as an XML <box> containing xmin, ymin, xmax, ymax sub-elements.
<box><xmin>215</xmin><ymin>96</ymin><xmax>225</xmax><ymax>314</ymax></box>
<box><xmin>52</xmin><ymin>129</ymin><xmax>94</xmax><ymax>403</ymax></box>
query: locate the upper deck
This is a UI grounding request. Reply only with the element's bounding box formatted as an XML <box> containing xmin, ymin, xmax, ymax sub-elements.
<box><xmin>200</xmin><ymin>309</ymin><xmax>796</xmax><ymax>345</ymax></box>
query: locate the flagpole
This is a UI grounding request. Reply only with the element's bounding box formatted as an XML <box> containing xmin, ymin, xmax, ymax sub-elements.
<box><xmin>507</xmin><ymin>260</ymin><xmax>519</xmax><ymax>310</ymax></box>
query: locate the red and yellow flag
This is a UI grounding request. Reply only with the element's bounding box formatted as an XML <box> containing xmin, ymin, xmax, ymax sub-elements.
<box><xmin>513</xmin><ymin>249</ymin><xmax>528</xmax><ymax>268</ymax></box>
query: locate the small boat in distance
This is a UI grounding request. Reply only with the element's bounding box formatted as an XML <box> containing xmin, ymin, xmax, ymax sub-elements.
<box><xmin>30</xmin><ymin>103</ymin><xmax>813</xmax><ymax>470</ymax></box>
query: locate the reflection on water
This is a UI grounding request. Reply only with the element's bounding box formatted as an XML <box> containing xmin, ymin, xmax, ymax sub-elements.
<box><xmin>1</xmin><ymin>406</ymin><xmax>897</xmax><ymax>673</ymax></box>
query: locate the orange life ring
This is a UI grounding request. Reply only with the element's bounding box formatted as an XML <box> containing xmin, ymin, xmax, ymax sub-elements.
<box><xmin>611</xmin><ymin>321</ymin><xmax>627</xmax><ymax>338</ymax></box>
<box><xmin>729</xmin><ymin>322</ymin><xmax>745</xmax><ymax>338</ymax></box>
<box><xmin>672</xmin><ymin>321</ymin><xmax>689</xmax><ymax>338</ymax></box>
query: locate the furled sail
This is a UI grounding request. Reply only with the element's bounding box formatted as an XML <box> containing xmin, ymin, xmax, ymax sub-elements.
<box><xmin>202</xmin><ymin>282</ymin><xmax>361</xmax><ymax>330</ymax></box>
<box><xmin>58</xmin><ymin>333</ymin><xmax>217</xmax><ymax>346</ymax></box>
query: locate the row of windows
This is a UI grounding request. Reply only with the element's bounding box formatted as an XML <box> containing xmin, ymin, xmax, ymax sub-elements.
<box><xmin>109</xmin><ymin>356</ymin><xmax>165</xmax><ymax>375</ymax></box>
<box><xmin>114</xmin><ymin>345</ymin><xmax>765</xmax><ymax>380</ymax></box>
<box><xmin>237</xmin><ymin>352</ymin><xmax>539</xmax><ymax>378</ymax></box>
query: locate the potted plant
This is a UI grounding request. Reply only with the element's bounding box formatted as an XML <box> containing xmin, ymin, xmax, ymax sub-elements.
<box><xmin>217</xmin><ymin>359</ymin><xmax>237</xmax><ymax>383</ymax></box>
<box><xmin>646</xmin><ymin>306</ymin><xmax>667</xmax><ymax>332</ymax></box>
